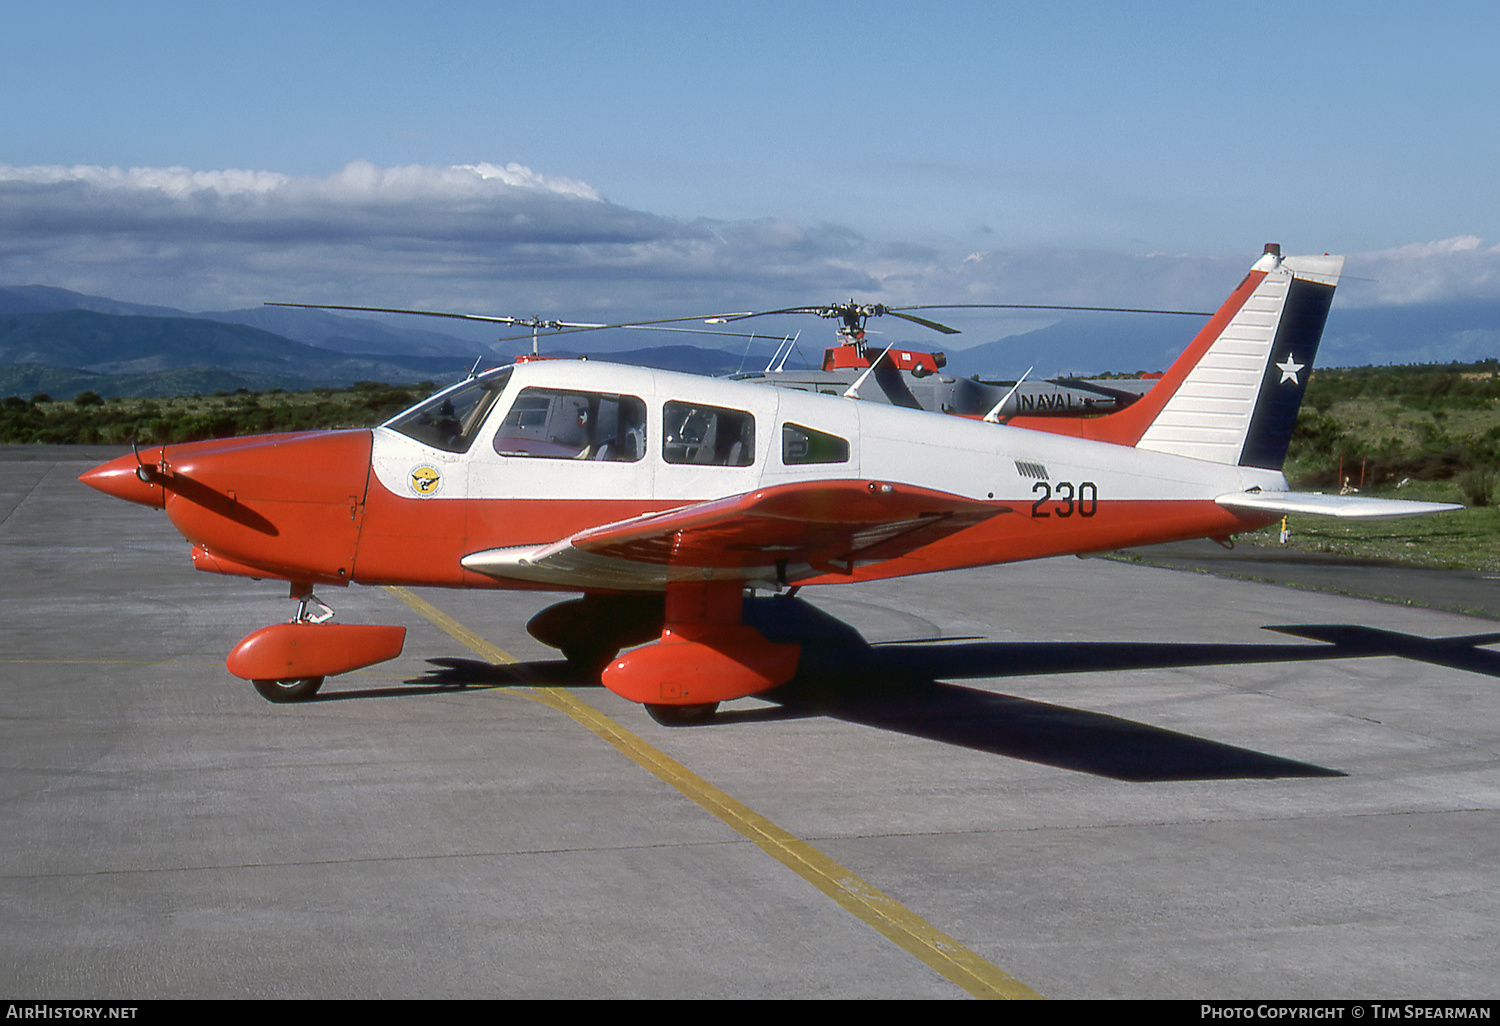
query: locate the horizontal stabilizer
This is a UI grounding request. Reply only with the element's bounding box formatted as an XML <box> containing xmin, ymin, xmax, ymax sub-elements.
<box><xmin>1216</xmin><ymin>490</ymin><xmax>1462</xmax><ymax>520</ymax></box>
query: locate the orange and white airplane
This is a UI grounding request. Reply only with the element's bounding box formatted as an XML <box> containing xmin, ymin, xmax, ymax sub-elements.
<box><xmin>80</xmin><ymin>245</ymin><xmax>1459</xmax><ymax>721</ymax></box>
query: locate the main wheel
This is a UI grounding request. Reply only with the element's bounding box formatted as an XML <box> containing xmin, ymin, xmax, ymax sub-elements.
<box><xmin>252</xmin><ymin>676</ymin><xmax>325</xmax><ymax>703</ymax></box>
<box><xmin>645</xmin><ymin>702</ymin><xmax>719</xmax><ymax>726</ymax></box>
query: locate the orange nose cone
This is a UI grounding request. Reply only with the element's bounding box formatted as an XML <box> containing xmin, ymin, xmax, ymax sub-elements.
<box><xmin>79</xmin><ymin>454</ymin><xmax>167</xmax><ymax>508</ymax></box>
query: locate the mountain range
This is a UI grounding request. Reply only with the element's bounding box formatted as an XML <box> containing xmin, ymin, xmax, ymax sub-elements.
<box><xmin>2</xmin><ymin>284</ymin><xmax>1497</xmax><ymax>398</ymax></box>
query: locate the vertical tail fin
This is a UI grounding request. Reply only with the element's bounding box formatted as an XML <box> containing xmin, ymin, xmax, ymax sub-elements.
<box><xmin>1013</xmin><ymin>245</ymin><xmax>1343</xmax><ymax>469</ymax></box>
<box><xmin>1135</xmin><ymin>246</ymin><xmax>1343</xmax><ymax>467</ymax></box>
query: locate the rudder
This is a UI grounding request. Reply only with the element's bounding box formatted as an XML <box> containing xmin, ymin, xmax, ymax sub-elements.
<box><xmin>1234</xmin><ymin>269</ymin><xmax>1337</xmax><ymax>468</ymax></box>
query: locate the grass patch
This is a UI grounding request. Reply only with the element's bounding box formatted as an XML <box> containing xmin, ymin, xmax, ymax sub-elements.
<box><xmin>0</xmin><ymin>381</ymin><xmax>434</xmax><ymax>445</ymax></box>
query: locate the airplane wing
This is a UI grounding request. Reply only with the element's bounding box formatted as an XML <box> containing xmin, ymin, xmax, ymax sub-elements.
<box><xmin>1216</xmin><ymin>490</ymin><xmax>1463</xmax><ymax>520</ymax></box>
<box><xmin>461</xmin><ymin>479</ymin><xmax>1004</xmax><ymax>589</ymax></box>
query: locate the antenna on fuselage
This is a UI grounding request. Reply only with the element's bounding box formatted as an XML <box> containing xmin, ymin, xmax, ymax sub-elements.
<box><xmin>983</xmin><ymin>366</ymin><xmax>1034</xmax><ymax>423</ymax></box>
<box><xmin>842</xmin><ymin>339</ymin><xmax>900</xmax><ymax>399</ymax></box>
<box><xmin>763</xmin><ymin>335</ymin><xmax>791</xmax><ymax>373</ymax></box>
<box><xmin>773</xmin><ymin>331</ymin><xmax>801</xmax><ymax>372</ymax></box>
<box><xmin>735</xmin><ymin>331</ymin><xmax>759</xmax><ymax>376</ymax></box>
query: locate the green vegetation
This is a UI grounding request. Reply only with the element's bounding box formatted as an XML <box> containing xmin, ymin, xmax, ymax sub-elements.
<box><xmin>1240</xmin><ymin>359</ymin><xmax>1500</xmax><ymax>571</ymax></box>
<box><xmin>1284</xmin><ymin>358</ymin><xmax>1500</xmax><ymax>492</ymax></box>
<box><xmin>0</xmin><ymin>380</ymin><xmax>434</xmax><ymax>445</ymax></box>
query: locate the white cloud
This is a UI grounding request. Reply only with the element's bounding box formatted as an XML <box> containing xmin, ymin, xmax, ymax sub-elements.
<box><xmin>0</xmin><ymin>163</ymin><xmax>293</xmax><ymax>198</ymax></box>
<box><xmin>1345</xmin><ymin>235</ymin><xmax>1500</xmax><ymax>306</ymax></box>
<box><xmin>3</xmin><ymin>161</ymin><xmax>1498</xmax><ymax>351</ymax></box>
<box><xmin>1364</xmin><ymin>235</ymin><xmax>1482</xmax><ymax>260</ymax></box>
<box><xmin>0</xmin><ymin>160</ymin><xmax>599</xmax><ymax>204</ymax></box>
<box><xmin>0</xmin><ymin>160</ymin><xmax>884</xmax><ymax>312</ymax></box>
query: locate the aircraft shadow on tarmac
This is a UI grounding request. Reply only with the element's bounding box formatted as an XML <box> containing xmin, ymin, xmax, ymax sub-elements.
<box><xmin>399</xmin><ymin>597</ymin><xmax>1500</xmax><ymax>783</ymax></box>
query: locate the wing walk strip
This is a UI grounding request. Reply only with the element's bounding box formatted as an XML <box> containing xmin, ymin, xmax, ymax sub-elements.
<box><xmin>384</xmin><ymin>584</ymin><xmax>1042</xmax><ymax>1001</ymax></box>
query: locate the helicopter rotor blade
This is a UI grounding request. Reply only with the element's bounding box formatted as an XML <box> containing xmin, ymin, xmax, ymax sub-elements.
<box><xmin>263</xmin><ymin>302</ymin><xmax>607</xmax><ymax>330</ymax></box>
<box><xmin>894</xmin><ymin>303</ymin><xmax>1212</xmax><ymax>317</ymax></box>
<box><xmin>491</xmin><ymin>311</ymin><xmax>756</xmax><ymax>344</ymax></box>
<box><xmin>265</xmin><ymin>302</ymin><xmax>771</xmax><ymax>344</ymax></box>
<box><xmin>707</xmin><ymin>306</ymin><xmax>829</xmax><ymax>324</ymax></box>
<box><xmin>711</xmin><ymin>304</ymin><xmax>959</xmax><ymax>334</ymax></box>
<box><xmin>881</xmin><ymin>309</ymin><xmax>961</xmax><ymax>334</ymax></box>
<box><xmin>263</xmin><ymin>298</ymin><xmax>1211</xmax><ymax>350</ymax></box>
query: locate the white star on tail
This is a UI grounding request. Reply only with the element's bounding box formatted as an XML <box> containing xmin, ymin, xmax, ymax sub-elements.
<box><xmin>1277</xmin><ymin>354</ymin><xmax>1304</xmax><ymax>385</ymax></box>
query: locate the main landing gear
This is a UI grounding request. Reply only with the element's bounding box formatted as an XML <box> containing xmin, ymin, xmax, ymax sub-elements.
<box><xmin>226</xmin><ymin>583</ymin><xmax>407</xmax><ymax>703</ymax></box>
<box><xmin>530</xmin><ymin>582</ymin><xmax>801</xmax><ymax>725</ymax></box>
<box><xmin>252</xmin><ymin>675</ymin><xmax>325</xmax><ymax>703</ymax></box>
<box><xmin>526</xmin><ymin>592</ymin><xmax>666</xmax><ymax>675</ymax></box>
<box><xmin>644</xmin><ymin>702</ymin><xmax>721</xmax><ymax>726</ymax></box>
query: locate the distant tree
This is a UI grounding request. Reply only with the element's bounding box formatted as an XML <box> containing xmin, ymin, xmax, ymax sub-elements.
<box><xmin>73</xmin><ymin>391</ymin><xmax>105</xmax><ymax>407</ymax></box>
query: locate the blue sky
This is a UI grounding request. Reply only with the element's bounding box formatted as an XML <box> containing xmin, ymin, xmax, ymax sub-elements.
<box><xmin>2</xmin><ymin>1</ymin><xmax>1498</xmax><ymax>355</ymax></box>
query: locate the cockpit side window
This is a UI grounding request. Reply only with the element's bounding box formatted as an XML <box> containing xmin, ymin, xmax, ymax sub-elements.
<box><xmin>663</xmin><ymin>401</ymin><xmax>755</xmax><ymax>466</ymax></box>
<box><xmin>493</xmin><ymin>387</ymin><xmax>647</xmax><ymax>461</ymax></box>
<box><xmin>384</xmin><ymin>369</ymin><xmax>511</xmax><ymax>453</ymax></box>
<box><xmin>781</xmin><ymin>422</ymin><xmax>850</xmax><ymax>465</ymax></box>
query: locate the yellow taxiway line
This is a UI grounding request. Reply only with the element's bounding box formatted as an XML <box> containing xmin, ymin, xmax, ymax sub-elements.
<box><xmin>385</xmin><ymin>584</ymin><xmax>1042</xmax><ymax>1000</ymax></box>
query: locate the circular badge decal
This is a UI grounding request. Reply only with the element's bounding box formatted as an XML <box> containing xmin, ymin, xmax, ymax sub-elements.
<box><xmin>408</xmin><ymin>464</ymin><xmax>442</xmax><ymax>497</ymax></box>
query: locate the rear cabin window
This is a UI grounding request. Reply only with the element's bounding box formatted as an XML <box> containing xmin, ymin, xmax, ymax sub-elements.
<box><xmin>493</xmin><ymin>388</ymin><xmax>646</xmax><ymax>461</ymax></box>
<box><xmin>662</xmin><ymin>401</ymin><xmax>755</xmax><ymax>466</ymax></box>
<box><xmin>782</xmin><ymin>422</ymin><xmax>850</xmax><ymax>465</ymax></box>
<box><xmin>384</xmin><ymin>369</ymin><xmax>511</xmax><ymax>453</ymax></box>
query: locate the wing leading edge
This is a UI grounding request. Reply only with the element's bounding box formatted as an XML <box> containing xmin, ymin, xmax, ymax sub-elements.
<box><xmin>461</xmin><ymin>479</ymin><xmax>1004</xmax><ymax>590</ymax></box>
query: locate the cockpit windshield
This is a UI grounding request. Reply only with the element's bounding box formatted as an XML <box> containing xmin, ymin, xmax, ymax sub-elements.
<box><xmin>383</xmin><ymin>368</ymin><xmax>512</xmax><ymax>453</ymax></box>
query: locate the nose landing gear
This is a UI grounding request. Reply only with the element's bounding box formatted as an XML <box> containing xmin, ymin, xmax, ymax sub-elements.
<box><xmin>227</xmin><ymin>583</ymin><xmax>407</xmax><ymax>703</ymax></box>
